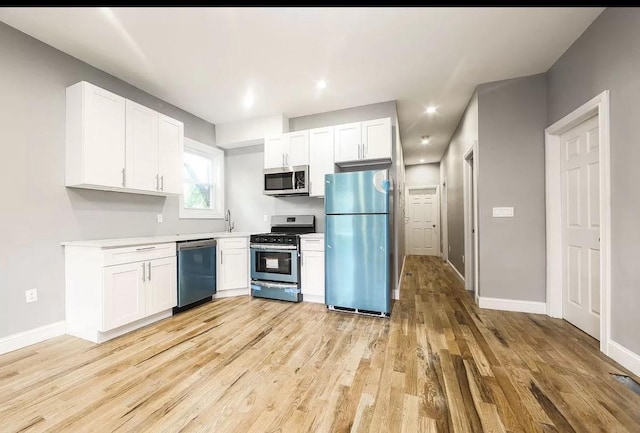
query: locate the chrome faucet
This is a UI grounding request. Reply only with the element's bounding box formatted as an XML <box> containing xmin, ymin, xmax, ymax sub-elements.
<box><xmin>225</xmin><ymin>209</ymin><xmax>235</xmax><ymax>233</ymax></box>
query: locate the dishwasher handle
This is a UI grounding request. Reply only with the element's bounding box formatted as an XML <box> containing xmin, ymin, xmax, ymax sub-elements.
<box><xmin>177</xmin><ymin>239</ymin><xmax>217</xmax><ymax>251</ymax></box>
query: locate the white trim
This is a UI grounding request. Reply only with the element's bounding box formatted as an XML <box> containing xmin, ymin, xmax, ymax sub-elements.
<box><xmin>214</xmin><ymin>288</ymin><xmax>250</xmax><ymax>299</ymax></box>
<box><xmin>394</xmin><ymin>255</ymin><xmax>407</xmax><ymax>300</ymax></box>
<box><xmin>66</xmin><ymin>310</ymin><xmax>172</xmax><ymax>344</ymax></box>
<box><xmin>441</xmin><ymin>175</ymin><xmax>448</xmax><ymax>262</ymax></box>
<box><xmin>545</xmin><ymin>90</ymin><xmax>611</xmax><ymax>355</ymax></box>
<box><xmin>0</xmin><ymin>321</ymin><xmax>66</xmax><ymax>355</ymax></box>
<box><xmin>180</xmin><ymin>137</ymin><xmax>225</xmax><ymax>220</ymax></box>
<box><xmin>608</xmin><ymin>340</ymin><xmax>640</xmax><ymax>377</ymax></box>
<box><xmin>302</xmin><ymin>294</ymin><xmax>325</xmax><ymax>304</ymax></box>
<box><xmin>478</xmin><ymin>297</ymin><xmax>546</xmax><ymax>315</ymax></box>
<box><xmin>463</xmin><ymin>142</ymin><xmax>480</xmax><ymax>303</ymax></box>
<box><xmin>447</xmin><ymin>259</ymin><xmax>465</xmax><ymax>283</ymax></box>
<box><xmin>405</xmin><ymin>185</ymin><xmax>440</xmax><ymax>257</ymax></box>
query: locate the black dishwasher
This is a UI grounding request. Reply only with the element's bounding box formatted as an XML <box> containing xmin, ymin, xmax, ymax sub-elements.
<box><xmin>174</xmin><ymin>239</ymin><xmax>217</xmax><ymax>313</ymax></box>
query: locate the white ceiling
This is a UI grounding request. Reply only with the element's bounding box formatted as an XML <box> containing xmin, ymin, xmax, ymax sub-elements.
<box><xmin>0</xmin><ymin>7</ymin><xmax>603</xmax><ymax>165</ymax></box>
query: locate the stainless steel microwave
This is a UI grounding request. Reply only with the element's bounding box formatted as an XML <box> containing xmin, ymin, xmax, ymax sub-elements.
<box><xmin>263</xmin><ymin>165</ymin><xmax>309</xmax><ymax>196</ymax></box>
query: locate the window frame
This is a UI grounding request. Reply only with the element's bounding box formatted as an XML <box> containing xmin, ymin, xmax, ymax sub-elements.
<box><xmin>179</xmin><ymin>137</ymin><xmax>225</xmax><ymax>220</ymax></box>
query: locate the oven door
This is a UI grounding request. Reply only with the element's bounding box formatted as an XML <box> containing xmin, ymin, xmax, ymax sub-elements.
<box><xmin>250</xmin><ymin>245</ymin><xmax>299</xmax><ymax>283</ymax></box>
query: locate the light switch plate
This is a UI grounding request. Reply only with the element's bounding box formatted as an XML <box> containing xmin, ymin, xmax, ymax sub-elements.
<box><xmin>263</xmin><ymin>214</ymin><xmax>269</xmax><ymax>222</ymax></box>
<box><xmin>493</xmin><ymin>207</ymin><xmax>514</xmax><ymax>218</ymax></box>
<box><xmin>156</xmin><ymin>214</ymin><xmax>163</xmax><ymax>223</ymax></box>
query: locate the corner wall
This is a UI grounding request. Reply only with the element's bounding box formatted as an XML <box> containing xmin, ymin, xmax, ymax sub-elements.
<box><xmin>476</xmin><ymin>74</ymin><xmax>547</xmax><ymax>303</ymax></box>
<box><xmin>439</xmin><ymin>93</ymin><xmax>478</xmax><ymax>275</ymax></box>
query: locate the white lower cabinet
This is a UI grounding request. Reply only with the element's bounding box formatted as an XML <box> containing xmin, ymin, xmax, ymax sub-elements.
<box><xmin>216</xmin><ymin>237</ymin><xmax>250</xmax><ymax>297</ymax></box>
<box><xmin>65</xmin><ymin>242</ymin><xmax>177</xmax><ymax>343</ymax></box>
<box><xmin>300</xmin><ymin>237</ymin><xmax>325</xmax><ymax>303</ymax></box>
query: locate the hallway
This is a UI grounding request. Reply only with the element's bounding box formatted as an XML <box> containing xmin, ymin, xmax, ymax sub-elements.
<box><xmin>0</xmin><ymin>256</ymin><xmax>638</xmax><ymax>432</ymax></box>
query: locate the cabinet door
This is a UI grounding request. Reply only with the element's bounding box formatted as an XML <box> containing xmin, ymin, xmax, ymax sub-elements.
<box><xmin>285</xmin><ymin>130</ymin><xmax>310</xmax><ymax>166</ymax></box>
<box><xmin>219</xmin><ymin>248</ymin><xmax>249</xmax><ymax>290</ymax></box>
<box><xmin>362</xmin><ymin>118</ymin><xmax>392</xmax><ymax>160</ymax></box>
<box><xmin>83</xmin><ymin>83</ymin><xmax>126</xmax><ymax>188</ymax></box>
<box><xmin>126</xmin><ymin>100</ymin><xmax>159</xmax><ymax>191</ymax></box>
<box><xmin>334</xmin><ymin>122</ymin><xmax>361</xmax><ymax>163</ymax></box>
<box><xmin>158</xmin><ymin>114</ymin><xmax>184</xmax><ymax>194</ymax></box>
<box><xmin>309</xmin><ymin>127</ymin><xmax>334</xmax><ymax>197</ymax></box>
<box><xmin>103</xmin><ymin>262</ymin><xmax>146</xmax><ymax>331</ymax></box>
<box><xmin>146</xmin><ymin>256</ymin><xmax>177</xmax><ymax>316</ymax></box>
<box><xmin>301</xmin><ymin>250</ymin><xmax>325</xmax><ymax>301</ymax></box>
<box><xmin>264</xmin><ymin>135</ymin><xmax>285</xmax><ymax>169</ymax></box>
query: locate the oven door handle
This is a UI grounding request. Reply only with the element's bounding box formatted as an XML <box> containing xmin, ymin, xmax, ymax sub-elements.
<box><xmin>251</xmin><ymin>280</ymin><xmax>299</xmax><ymax>289</ymax></box>
<box><xmin>250</xmin><ymin>244</ymin><xmax>297</xmax><ymax>250</ymax></box>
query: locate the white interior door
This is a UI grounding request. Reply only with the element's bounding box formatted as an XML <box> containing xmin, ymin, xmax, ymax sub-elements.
<box><xmin>406</xmin><ymin>187</ymin><xmax>439</xmax><ymax>256</ymax></box>
<box><xmin>561</xmin><ymin>115</ymin><xmax>600</xmax><ymax>339</ymax></box>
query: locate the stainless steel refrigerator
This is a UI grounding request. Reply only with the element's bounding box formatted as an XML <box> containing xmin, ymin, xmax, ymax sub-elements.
<box><xmin>325</xmin><ymin>169</ymin><xmax>391</xmax><ymax>316</ymax></box>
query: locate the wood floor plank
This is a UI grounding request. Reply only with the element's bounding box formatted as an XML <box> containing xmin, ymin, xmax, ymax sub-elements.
<box><xmin>0</xmin><ymin>256</ymin><xmax>639</xmax><ymax>433</ymax></box>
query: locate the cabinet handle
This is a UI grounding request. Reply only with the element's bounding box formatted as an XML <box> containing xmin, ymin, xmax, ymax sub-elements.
<box><xmin>364</xmin><ymin>142</ymin><xmax>367</xmax><ymax>158</ymax></box>
<box><xmin>148</xmin><ymin>262</ymin><xmax>152</xmax><ymax>281</ymax></box>
<box><xmin>221</xmin><ymin>251</ymin><xmax>223</xmax><ymax>264</ymax></box>
<box><xmin>142</xmin><ymin>262</ymin><xmax>146</xmax><ymax>282</ymax></box>
<box><xmin>156</xmin><ymin>174</ymin><xmax>159</xmax><ymax>191</ymax></box>
<box><xmin>160</xmin><ymin>175</ymin><xmax>164</xmax><ymax>191</ymax></box>
<box><xmin>136</xmin><ymin>246</ymin><xmax>156</xmax><ymax>251</ymax></box>
<box><xmin>122</xmin><ymin>168</ymin><xmax>126</xmax><ymax>187</ymax></box>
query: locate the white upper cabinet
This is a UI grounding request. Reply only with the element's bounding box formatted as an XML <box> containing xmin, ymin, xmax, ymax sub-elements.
<box><xmin>309</xmin><ymin>126</ymin><xmax>334</xmax><ymax>197</ymax></box>
<box><xmin>334</xmin><ymin>122</ymin><xmax>361</xmax><ymax>163</ymax></box>
<box><xmin>264</xmin><ymin>131</ymin><xmax>310</xmax><ymax>169</ymax></box>
<box><xmin>66</xmin><ymin>82</ymin><xmax>126</xmax><ymax>189</ymax></box>
<box><xmin>334</xmin><ymin>117</ymin><xmax>392</xmax><ymax>166</ymax></box>
<box><xmin>264</xmin><ymin>134</ymin><xmax>286</xmax><ymax>169</ymax></box>
<box><xmin>158</xmin><ymin>114</ymin><xmax>184</xmax><ymax>194</ymax></box>
<box><xmin>361</xmin><ymin>117</ymin><xmax>392</xmax><ymax>161</ymax></box>
<box><xmin>126</xmin><ymin>100</ymin><xmax>159</xmax><ymax>191</ymax></box>
<box><xmin>66</xmin><ymin>81</ymin><xmax>183</xmax><ymax>196</ymax></box>
<box><xmin>285</xmin><ymin>130</ymin><xmax>310</xmax><ymax>166</ymax></box>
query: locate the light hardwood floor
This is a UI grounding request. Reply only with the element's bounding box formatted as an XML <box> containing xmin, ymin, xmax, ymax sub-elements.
<box><xmin>1</xmin><ymin>256</ymin><xmax>639</xmax><ymax>432</ymax></box>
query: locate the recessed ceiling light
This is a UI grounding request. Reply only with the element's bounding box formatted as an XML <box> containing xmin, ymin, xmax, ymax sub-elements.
<box><xmin>316</xmin><ymin>80</ymin><xmax>327</xmax><ymax>89</ymax></box>
<box><xmin>243</xmin><ymin>91</ymin><xmax>254</xmax><ymax>108</ymax></box>
<box><xmin>425</xmin><ymin>106</ymin><xmax>437</xmax><ymax>114</ymax></box>
<box><xmin>421</xmin><ymin>136</ymin><xmax>430</xmax><ymax>145</ymax></box>
<box><xmin>420</xmin><ymin>159</ymin><xmax>425</xmax><ymax>163</ymax></box>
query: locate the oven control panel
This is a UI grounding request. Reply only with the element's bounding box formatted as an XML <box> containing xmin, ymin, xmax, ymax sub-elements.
<box><xmin>250</xmin><ymin>234</ymin><xmax>298</xmax><ymax>245</ymax></box>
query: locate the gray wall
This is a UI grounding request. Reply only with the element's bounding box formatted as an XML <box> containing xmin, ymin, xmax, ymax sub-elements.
<box><xmin>225</xmin><ymin>144</ymin><xmax>325</xmax><ymax>233</ymax></box>
<box><xmin>547</xmin><ymin>7</ymin><xmax>640</xmax><ymax>353</ymax></box>
<box><xmin>0</xmin><ymin>22</ymin><xmax>224</xmax><ymax>338</ymax></box>
<box><xmin>477</xmin><ymin>74</ymin><xmax>547</xmax><ymax>302</ymax></box>
<box><xmin>404</xmin><ymin>163</ymin><xmax>440</xmax><ymax>186</ymax></box>
<box><xmin>289</xmin><ymin>101</ymin><xmax>399</xmax><ymax>131</ymax></box>
<box><xmin>440</xmin><ymin>93</ymin><xmax>478</xmax><ymax>275</ymax></box>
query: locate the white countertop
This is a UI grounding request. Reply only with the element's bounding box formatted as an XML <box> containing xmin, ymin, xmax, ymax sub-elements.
<box><xmin>300</xmin><ymin>233</ymin><xmax>324</xmax><ymax>239</ymax></box>
<box><xmin>62</xmin><ymin>232</ymin><xmax>252</xmax><ymax>248</ymax></box>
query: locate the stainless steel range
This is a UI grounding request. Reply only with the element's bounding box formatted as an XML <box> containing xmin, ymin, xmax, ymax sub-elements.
<box><xmin>250</xmin><ymin>215</ymin><xmax>315</xmax><ymax>302</ymax></box>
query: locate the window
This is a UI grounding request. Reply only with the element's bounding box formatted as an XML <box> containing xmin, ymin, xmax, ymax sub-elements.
<box><xmin>179</xmin><ymin>137</ymin><xmax>224</xmax><ymax>219</ymax></box>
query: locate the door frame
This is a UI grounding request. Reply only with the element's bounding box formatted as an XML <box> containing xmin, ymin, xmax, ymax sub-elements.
<box><xmin>463</xmin><ymin>142</ymin><xmax>480</xmax><ymax>304</ymax></box>
<box><xmin>405</xmin><ymin>185</ymin><xmax>440</xmax><ymax>257</ymax></box>
<box><xmin>441</xmin><ymin>176</ymin><xmax>448</xmax><ymax>261</ymax></box>
<box><xmin>545</xmin><ymin>90</ymin><xmax>611</xmax><ymax>354</ymax></box>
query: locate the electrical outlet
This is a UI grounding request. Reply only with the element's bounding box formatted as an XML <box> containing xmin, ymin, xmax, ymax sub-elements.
<box><xmin>263</xmin><ymin>214</ymin><xmax>269</xmax><ymax>222</ymax></box>
<box><xmin>25</xmin><ymin>289</ymin><xmax>38</xmax><ymax>303</ymax></box>
<box><xmin>156</xmin><ymin>214</ymin><xmax>163</xmax><ymax>223</ymax></box>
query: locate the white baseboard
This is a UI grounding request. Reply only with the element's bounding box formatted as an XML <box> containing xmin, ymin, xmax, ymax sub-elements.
<box><xmin>302</xmin><ymin>294</ymin><xmax>325</xmax><ymax>304</ymax></box>
<box><xmin>447</xmin><ymin>260</ymin><xmax>465</xmax><ymax>282</ymax></box>
<box><xmin>478</xmin><ymin>297</ymin><xmax>546</xmax><ymax>314</ymax></box>
<box><xmin>608</xmin><ymin>340</ymin><xmax>640</xmax><ymax>377</ymax></box>
<box><xmin>0</xmin><ymin>321</ymin><xmax>66</xmax><ymax>355</ymax></box>
<box><xmin>395</xmin><ymin>255</ymin><xmax>406</xmax><ymax>300</ymax></box>
<box><xmin>214</xmin><ymin>288</ymin><xmax>250</xmax><ymax>299</ymax></box>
